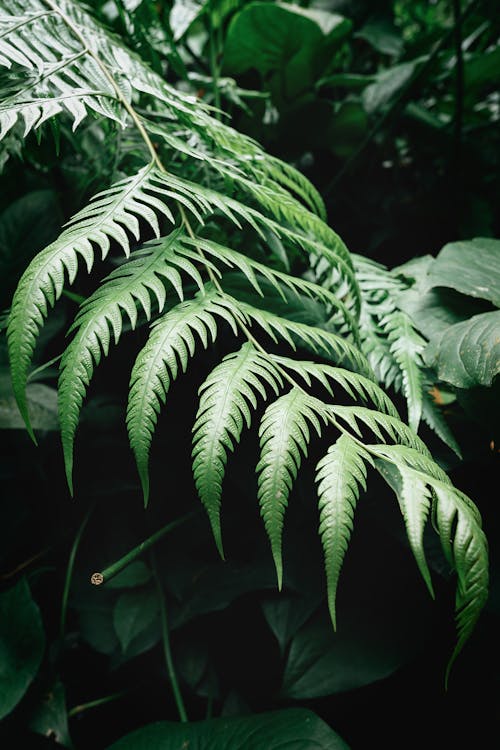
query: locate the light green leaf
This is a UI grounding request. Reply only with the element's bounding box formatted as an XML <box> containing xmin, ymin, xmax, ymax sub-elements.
<box><xmin>106</xmin><ymin>709</ymin><xmax>350</xmax><ymax>749</ymax></box>
<box><xmin>0</xmin><ymin>578</ymin><xmax>45</xmax><ymax>720</ymax></box>
<box><xmin>427</xmin><ymin>238</ymin><xmax>500</xmax><ymax>306</ymax></box>
<box><xmin>425</xmin><ymin>310</ymin><xmax>500</xmax><ymax>388</ymax></box>
<box><xmin>316</xmin><ymin>435</ymin><xmax>371</xmax><ymax>628</ymax></box>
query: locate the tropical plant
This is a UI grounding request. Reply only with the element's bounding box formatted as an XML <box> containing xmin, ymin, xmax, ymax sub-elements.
<box><xmin>0</xmin><ymin>1</ymin><xmax>496</xmax><ymax>747</ymax></box>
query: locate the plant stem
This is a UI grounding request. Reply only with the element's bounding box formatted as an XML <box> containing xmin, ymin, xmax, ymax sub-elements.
<box><xmin>90</xmin><ymin>511</ymin><xmax>196</xmax><ymax>586</ymax></box>
<box><xmin>60</xmin><ymin>507</ymin><xmax>93</xmax><ymax>640</ymax></box>
<box><xmin>68</xmin><ymin>689</ymin><xmax>127</xmax><ymax>718</ymax></box>
<box><xmin>152</xmin><ymin>556</ymin><xmax>188</xmax><ymax>722</ymax></box>
<box><xmin>42</xmin><ymin>0</ymin><xmax>165</xmax><ymax>170</ymax></box>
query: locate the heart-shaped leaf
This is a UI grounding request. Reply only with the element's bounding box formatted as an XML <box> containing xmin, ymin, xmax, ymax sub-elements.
<box><xmin>106</xmin><ymin>709</ymin><xmax>349</xmax><ymax>749</ymax></box>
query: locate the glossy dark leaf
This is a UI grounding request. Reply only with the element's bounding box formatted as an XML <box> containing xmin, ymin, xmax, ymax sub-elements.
<box><xmin>0</xmin><ymin>578</ymin><xmax>45</xmax><ymax>720</ymax></box>
<box><xmin>106</xmin><ymin>709</ymin><xmax>350</xmax><ymax>749</ymax></box>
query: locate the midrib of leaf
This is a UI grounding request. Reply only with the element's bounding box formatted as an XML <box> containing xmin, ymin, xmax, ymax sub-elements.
<box><xmin>41</xmin><ymin>0</ymin><xmax>163</xmax><ymax>169</ymax></box>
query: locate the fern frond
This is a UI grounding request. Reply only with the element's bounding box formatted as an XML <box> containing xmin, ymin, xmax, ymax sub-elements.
<box><xmin>272</xmin><ymin>356</ymin><xmax>399</xmax><ymax>417</ymax></box>
<box><xmin>192</xmin><ymin>343</ymin><xmax>283</xmax><ymax>556</ymax></box>
<box><xmin>6</xmin><ymin>163</ymin><xmax>174</xmax><ymax>438</ymax></box>
<box><xmin>377</xmin><ymin>460</ymin><xmax>434</xmax><ymax>595</ymax></box>
<box><xmin>422</xmin><ymin>390</ymin><xmax>462</xmax><ymax>458</ymax></box>
<box><xmin>127</xmin><ymin>287</ymin><xmax>238</xmax><ymax>504</ymax></box>
<box><xmin>382</xmin><ymin>311</ymin><xmax>426</xmax><ymax>431</ymax></box>
<box><xmin>235</xmin><ymin>301</ymin><xmax>371</xmax><ymax>377</ymax></box>
<box><xmin>329</xmin><ymin>405</ymin><xmax>431</xmax><ymax>456</ymax></box>
<box><xmin>58</xmin><ymin>229</ymin><xmax>209</xmax><ymax>491</ymax></box>
<box><xmin>179</xmin><ymin>235</ymin><xmax>357</xmax><ymax>336</ymax></box>
<box><xmin>372</xmin><ymin>444</ymin><xmax>488</xmax><ymax>675</ymax></box>
<box><xmin>257</xmin><ymin>388</ymin><xmax>327</xmax><ymax>588</ymax></box>
<box><xmin>316</xmin><ymin>435</ymin><xmax>372</xmax><ymax>628</ymax></box>
<box><xmin>259</xmin><ymin>156</ymin><xmax>327</xmax><ymax>220</ymax></box>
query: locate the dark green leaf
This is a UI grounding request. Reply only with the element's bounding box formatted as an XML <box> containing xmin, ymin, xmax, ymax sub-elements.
<box><xmin>0</xmin><ymin>578</ymin><xmax>45</xmax><ymax>720</ymax></box>
<box><xmin>106</xmin><ymin>709</ymin><xmax>350</xmax><ymax>749</ymax></box>
<box><xmin>362</xmin><ymin>61</ymin><xmax>418</xmax><ymax>114</ymax></box>
<box><xmin>28</xmin><ymin>681</ymin><xmax>72</xmax><ymax>748</ymax></box>
<box><xmin>105</xmin><ymin>561</ymin><xmax>152</xmax><ymax>589</ymax></box>
<box><xmin>113</xmin><ymin>588</ymin><xmax>159</xmax><ymax>652</ymax></box>
<box><xmin>0</xmin><ymin>371</ymin><xmax>59</xmax><ymax>431</ymax></box>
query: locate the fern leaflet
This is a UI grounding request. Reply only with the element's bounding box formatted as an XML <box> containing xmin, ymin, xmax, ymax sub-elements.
<box><xmin>316</xmin><ymin>435</ymin><xmax>372</xmax><ymax>628</ymax></box>
<box><xmin>192</xmin><ymin>343</ymin><xmax>282</xmax><ymax>556</ymax></box>
<box><xmin>257</xmin><ymin>388</ymin><xmax>327</xmax><ymax>588</ymax></box>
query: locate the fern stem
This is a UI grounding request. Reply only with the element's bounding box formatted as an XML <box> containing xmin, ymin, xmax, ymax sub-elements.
<box><xmin>90</xmin><ymin>511</ymin><xmax>196</xmax><ymax>586</ymax></box>
<box><xmin>152</xmin><ymin>556</ymin><xmax>188</xmax><ymax>722</ymax></box>
<box><xmin>60</xmin><ymin>506</ymin><xmax>93</xmax><ymax>640</ymax></box>
<box><xmin>42</xmin><ymin>0</ymin><xmax>165</xmax><ymax>170</ymax></box>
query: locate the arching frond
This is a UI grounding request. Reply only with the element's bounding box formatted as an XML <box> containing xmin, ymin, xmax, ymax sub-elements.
<box><xmin>7</xmin><ymin>163</ymin><xmax>174</xmax><ymax>438</ymax></box>
<box><xmin>257</xmin><ymin>388</ymin><xmax>327</xmax><ymax>588</ymax></box>
<box><xmin>127</xmin><ymin>288</ymin><xmax>237</xmax><ymax>504</ymax></box>
<box><xmin>58</xmin><ymin>229</ymin><xmax>209</xmax><ymax>490</ymax></box>
<box><xmin>192</xmin><ymin>343</ymin><xmax>282</xmax><ymax>556</ymax></box>
<box><xmin>381</xmin><ymin>311</ymin><xmax>426</xmax><ymax>431</ymax></box>
<box><xmin>179</xmin><ymin>235</ymin><xmax>357</xmax><ymax>336</ymax></box>
<box><xmin>328</xmin><ymin>405</ymin><xmax>431</xmax><ymax>456</ymax></box>
<box><xmin>372</xmin><ymin>443</ymin><xmax>488</xmax><ymax>677</ymax></box>
<box><xmin>236</xmin><ymin>301</ymin><xmax>371</xmax><ymax>377</ymax></box>
<box><xmin>272</xmin><ymin>356</ymin><xmax>399</xmax><ymax>417</ymax></box>
<box><xmin>316</xmin><ymin>435</ymin><xmax>372</xmax><ymax>628</ymax></box>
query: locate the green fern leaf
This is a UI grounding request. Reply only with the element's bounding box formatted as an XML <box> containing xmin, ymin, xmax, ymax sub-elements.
<box><xmin>257</xmin><ymin>388</ymin><xmax>327</xmax><ymax>588</ymax></box>
<box><xmin>376</xmin><ymin>460</ymin><xmax>434</xmax><ymax>596</ymax></box>
<box><xmin>369</xmin><ymin>443</ymin><xmax>488</xmax><ymax>672</ymax></box>
<box><xmin>127</xmin><ymin>287</ymin><xmax>238</xmax><ymax>504</ymax></box>
<box><xmin>235</xmin><ymin>301</ymin><xmax>370</xmax><ymax>376</ymax></box>
<box><xmin>272</xmin><ymin>356</ymin><xmax>399</xmax><ymax>417</ymax></box>
<box><xmin>58</xmin><ymin>229</ymin><xmax>205</xmax><ymax>491</ymax></box>
<box><xmin>328</xmin><ymin>405</ymin><xmax>431</xmax><ymax>456</ymax></box>
<box><xmin>7</xmin><ymin>163</ymin><xmax>174</xmax><ymax>438</ymax></box>
<box><xmin>382</xmin><ymin>311</ymin><xmax>426</xmax><ymax>431</ymax></box>
<box><xmin>422</xmin><ymin>390</ymin><xmax>462</xmax><ymax>458</ymax></box>
<box><xmin>316</xmin><ymin>434</ymin><xmax>371</xmax><ymax>628</ymax></box>
<box><xmin>179</xmin><ymin>235</ymin><xmax>357</xmax><ymax>336</ymax></box>
<box><xmin>192</xmin><ymin>343</ymin><xmax>282</xmax><ymax>556</ymax></box>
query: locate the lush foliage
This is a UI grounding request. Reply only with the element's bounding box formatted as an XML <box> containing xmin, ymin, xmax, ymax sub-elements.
<box><xmin>0</xmin><ymin>1</ymin><xmax>498</xmax><ymax>748</ymax></box>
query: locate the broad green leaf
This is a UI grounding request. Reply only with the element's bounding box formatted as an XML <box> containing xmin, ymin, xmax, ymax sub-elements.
<box><xmin>425</xmin><ymin>310</ymin><xmax>500</xmax><ymax>388</ymax></box>
<box><xmin>106</xmin><ymin>709</ymin><xmax>350</xmax><ymax>749</ymax></box>
<box><xmin>28</xmin><ymin>681</ymin><xmax>72</xmax><ymax>749</ymax></box>
<box><xmin>427</xmin><ymin>238</ymin><xmax>500</xmax><ymax>306</ymax></box>
<box><xmin>396</xmin><ymin>285</ymin><xmax>487</xmax><ymax>342</ymax></box>
<box><xmin>0</xmin><ymin>190</ymin><xmax>62</xmax><ymax>298</ymax></box>
<box><xmin>113</xmin><ymin>588</ymin><xmax>159</xmax><ymax>652</ymax></box>
<box><xmin>0</xmin><ymin>578</ymin><xmax>45</xmax><ymax>720</ymax></box>
<box><xmin>282</xmin><ymin>571</ymin><xmax>433</xmax><ymax>698</ymax></box>
<box><xmin>261</xmin><ymin>592</ymin><xmax>322</xmax><ymax>655</ymax></box>
<box><xmin>356</xmin><ymin>17</ymin><xmax>403</xmax><ymax>56</ymax></box>
<box><xmin>105</xmin><ymin>561</ymin><xmax>152</xmax><ymax>589</ymax></box>
<box><xmin>223</xmin><ymin>2</ymin><xmax>350</xmax><ymax>81</ymax></box>
<box><xmin>362</xmin><ymin>61</ymin><xmax>418</xmax><ymax>114</ymax></box>
<box><xmin>0</xmin><ymin>372</ymin><xmax>59</xmax><ymax>431</ymax></box>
